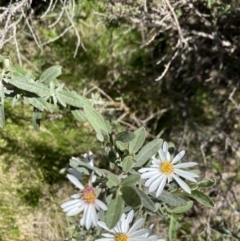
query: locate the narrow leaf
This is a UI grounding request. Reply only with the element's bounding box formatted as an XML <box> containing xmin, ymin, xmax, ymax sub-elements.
<box><xmin>39</xmin><ymin>65</ymin><xmax>62</xmax><ymax>84</ymax></box>
<box><xmin>102</xmin><ymin>169</ymin><xmax>120</xmax><ymax>188</ymax></box>
<box><xmin>71</xmin><ymin>109</ymin><xmax>87</xmax><ymax>123</ymax></box>
<box><xmin>70</xmin><ymin>157</ymin><xmax>103</xmax><ymax>176</ymax></box>
<box><xmin>122</xmin><ymin>156</ymin><xmax>134</xmax><ymax>173</ymax></box>
<box><xmin>121</xmin><ymin>186</ymin><xmax>141</xmax><ymax>207</ymax></box>
<box><xmin>8</xmin><ymin>77</ymin><xmax>51</xmax><ymax>96</ymax></box>
<box><xmin>116</xmin><ymin>141</ymin><xmax>128</xmax><ymax>152</ymax></box>
<box><xmin>168</xmin><ymin>215</ymin><xmax>178</xmax><ymax>241</ymax></box>
<box><xmin>57</xmin><ymin>91</ymin><xmax>91</xmax><ymax>108</ymax></box>
<box><xmin>115</xmin><ymin>131</ymin><xmax>135</xmax><ymax>143</ymax></box>
<box><xmin>157</xmin><ymin>190</ymin><xmax>187</xmax><ymax>207</ymax></box>
<box><xmin>197</xmin><ymin>179</ymin><xmax>216</xmax><ymax>188</ymax></box>
<box><xmin>105</xmin><ymin>194</ymin><xmax>124</xmax><ymax>229</ymax></box>
<box><xmin>24</xmin><ymin>97</ymin><xmax>55</xmax><ymax>112</ymax></box>
<box><xmin>189</xmin><ymin>190</ymin><xmax>214</xmax><ymax>208</ymax></box>
<box><xmin>129</xmin><ymin>127</ymin><xmax>145</xmax><ymax>154</ymax></box>
<box><xmin>96</xmin><ymin>131</ymin><xmax>104</xmax><ymax>142</ymax></box>
<box><xmin>171</xmin><ymin>201</ymin><xmax>193</xmax><ymax>214</ymax></box>
<box><xmin>0</xmin><ymin>104</ymin><xmax>5</xmax><ymax>128</ymax></box>
<box><xmin>134</xmin><ymin>188</ymin><xmax>156</xmax><ymax>211</ymax></box>
<box><xmin>121</xmin><ymin>174</ymin><xmax>140</xmax><ymax>186</ymax></box>
<box><xmin>134</xmin><ymin>139</ymin><xmax>163</xmax><ymax>167</ymax></box>
<box><xmin>84</xmin><ymin>106</ymin><xmax>110</xmax><ymax>134</ymax></box>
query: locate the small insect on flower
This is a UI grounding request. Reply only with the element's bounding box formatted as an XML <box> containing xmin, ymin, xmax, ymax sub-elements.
<box><xmin>139</xmin><ymin>141</ymin><xmax>198</xmax><ymax>197</ymax></box>
<box><xmin>96</xmin><ymin>210</ymin><xmax>164</xmax><ymax>241</ymax></box>
<box><xmin>61</xmin><ymin>172</ymin><xmax>107</xmax><ymax>230</ymax></box>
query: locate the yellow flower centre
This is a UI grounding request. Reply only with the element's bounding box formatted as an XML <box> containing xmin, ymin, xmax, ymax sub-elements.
<box><xmin>115</xmin><ymin>233</ymin><xmax>129</xmax><ymax>241</ymax></box>
<box><xmin>160</xmin><ymin>161</ymin><xmax>174</xmax><ymax>175</ymax></box>
<box><xmin>81</xmin><ymin>186</ymin><xmax>96</xmax><ymax>204</ymax></box>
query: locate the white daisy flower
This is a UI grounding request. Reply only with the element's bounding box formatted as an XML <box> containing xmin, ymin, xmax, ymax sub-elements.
<box><xmin>68</xmin><ymin>151</ymin><xmax>94</xmax><ymax>180</ymax></box>
<box><xmin>139</xmin><ymin>141</ymin><xmax>198</xmax><ymax>197</ymax></box>
<box><xmin>61</xmin><ymin>172</ymin><xmax>107</xmax><ymax>230</ymax></box>
<box><xmin>143</xmin><ymin>224</ymin><xmax>165</xmax><ymax>241</ymax></box>
<box><xmin>96</xmin><ymin>210</ymin><xmax>151</xmax><ymax>241</ymax></box>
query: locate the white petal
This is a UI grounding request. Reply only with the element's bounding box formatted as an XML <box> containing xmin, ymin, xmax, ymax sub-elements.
<box><xmin>86</xmin><ymin>205</ymin><xmax>93</xmax><ymax>230</ymax></box>
<box><xmin>95</xmin><ymin>199</ymin><xmax>108</xmax><ymax>211</ymax></box>
<box><xmin>98</xmin><ymin>221</ymin><xmax>112</xmax><ymax>232</ymax></box>
<box><xmin>67</xmin><ymin>174</ymin><xmax>84</xmax><ymax>190</ymax></box>
<box><xmin>71</xmin><ymin>193</ymin><xmax>80</xmax><ymax>199</ymax></box>
<box><xmin>92</xmin><ymin>207</ymin><xmax>98</xmax><ymax>226</ymax></box>
<box><xmin>141</xmin><ymin>171</ymin><xmax>159</xmax><ymax>179</ymax></box>
<box><xmin>63</xmin><ymin>201</ymin><xmax>83</xmax><ymax>212</ymax></box>
<box><xmin>128</xmin><ymin>218</ymin><xmax>144</xmax><ymax>235</ymax></box>
<box><xmin>147</xmin><ymin>235</ymin><xmax>159</xmax><ymax>240</ymax></box>
<box><xmin>128</xmin><ymin>229</ymin><xmax>149</xmax><ymax>237</ymax></box>
<box><xmin>172</xmin><ymin>150</ymin><xmax>185</xmax><ymax>164</ymax></box>
<box><xmin>145</xmin><ymin>173</ymin><xmax>162</xmax><ymax>187</ymax></box>
<box><xmin>67</xmin><ymin>207</ymin><xmax>83</xmax><ymax>216</ymax></box>
<box><xmin>131</xmin><ymin>238</ymin><xmax>152</xmax><ymax>241</ymax></box>
<box><xmin>174</xmin><ymin>169</ymin><xmax>199</xmax><ymax>178</ymax></box>
<box><xmin>151</xmin><ymin>156</ymin><xmax>160</xmax><ymax>164</ymax></box>
<box><xmin>124</xmin><ymin>210</ymin><xmax>134</xmax><ymax>231</ymax></box>
<box><xmin>158</xmin><ymin>149</ymin><xmax>166</xmax><ymax>161</ymax></box>
<box><xmin>89</xmin><ymin>172</ymin><xmax>96</xmax><ymax>184</ymax></box>
<box><xmin>61</xmin><ymin>199</ymin><xmax>80</xmax><ymax>209</ymax></box>
<box><xmin>149</xmin><ymin>174</ymin><xmax>165</xmax><ymax>193</ymax></box>
<box><xmin>166</xmin><ymin>152</ymin><xmax>171</xmax><ymax>161</ymax></box>
<box><xmin>156</xmin><ymin>175</ymin><xmax>167</xmax><ymax>197</ymax></box>
<box><xmin>173</xmin><ymin>174</ymin><xmax>191</xmax><ymax>193</ymax></box>
<box><xmin>174</xmin><ymin>162</ymin><xmax>198</xmax><ymax>168</ymax></box>
<box><xmin>163</xmin><ymin>142</ymin><xmax>168</xmax><ymax>152</ymax></box>
<box><xmin>102</xmin><ymin>234</ymin><xmax>115</xmax><ymax>238</ymax></box>
<box><xmin>95</xmin><ymin>239</ymin><xmax>113</xmax><ymax>241</ymax></box>
<box><xmin>139</xmin><ymin>168</ymin><xmax>156</xmax><ymax>173</ymax></box>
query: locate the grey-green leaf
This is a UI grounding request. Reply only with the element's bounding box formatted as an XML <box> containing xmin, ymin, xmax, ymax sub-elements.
<box><xmin>189</xmin><ymin>190</ymin><xmax>214</xmax><ymax>208</ymax></box>
<box><xmin>171</xmin><ymin>201</ymin><xmax>193</xmax><ymax>214</ymax></box>
<box><xmin>121</xmin><ymin>174</ymin><xmax>140</xmax><ymax>186</ymax></box>
<box><xmin>39</xmin><ymin>65</ymin><xmax>62</xmax><ymax>84</ymax></box>
<box><xmin>0</xmin><ymin>104</ymin><xmax>5</xmax><ymax>128</ymax></box>
<box><xmin>57</xmin><ymin>91</ymin><xmax>90</xmax><ymax>108</ymax></box>
<box><xmin>71</xmin><ymin>109</ymin><xmax>87</xmax><ymax>123</ymax></box>
<box><xmin>24</xmin><ymin>97</ymin><xmax>55</xmax><ymax>112</ymax></box>
<box><xmin>105</xmin><ymin>194</ymin><xmax>124</xmax><ymax>229</ymax></box>
<box><xmin>168</xmin><ymin>215</ymin><xmax>178</xmax><ymax>241</ymax></box>
<box><xmin>134</xmin><ymin>188</ymin><xmax>156</xmax><ymax>211</ymax></box>
<box><xmin>121</xmin><ymin>186</ymin><xmax>141</xmax><ymax>207</ymax></box>
<box><xmin>129</xmin><ymin>127</ymin><xmax>145</xmax><ymax>154</ymax></box>
<box><xmin>197</xmin><ymin>179</ymin><xmax>216</xmax><ymax>188</ymax></box>
<box><xmin>115</xmin><ymin>131</ymin><xmax>135</xmax><ymax>143</ymax></box>
<box><xmin>134</xmin><ymin>139</ymin><xmax>163</xmax><ymax>167</ymax></box>
<box><xmin>122</xmin><ymin>156</ymin><xmax>134</xmax><ymax>173</ymax></box>
<box><xmin>116</xmin><ymin>141</ymin><xmax>128</xmax><ymax>152</ymax></box>
<box><xmin>8</xmin><ymin>77</ymin><xmax>51</xmax><ymax>97</ymax></box>
<box><xmin>102</xmin><ymin>169</ymin><xmax>120</xmax><ymax>188</ymax></box>
<box><xmin>157</xmin><ymin>190</ymin><xmax>187</xmax><ymax>207</ymax></box>
<box><xmin>84</xmin><ymin>105</ymin><xmax>110</xmax><ymax>134</ymax></box>
<box><xmin>70</xmin><ymin>157</ymin><xmax>103</xmax><ymax>176</ymax></box>
<box><xmin>96</xmin><ymin>131</ymin><xmax>104</xmax><ymax>142</ymax></box>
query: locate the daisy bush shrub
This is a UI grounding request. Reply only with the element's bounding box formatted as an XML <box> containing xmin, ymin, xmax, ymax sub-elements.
<box><xmin>0</xmin><ymin>56</ymin><xmax>215</xmax><ymax>240</ymax></box>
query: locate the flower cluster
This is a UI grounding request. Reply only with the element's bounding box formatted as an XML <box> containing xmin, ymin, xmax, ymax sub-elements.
<box><xmin>96</xmin><ymin>210</ymin><xmax>165</xmax><ymax>241</ymax></box>
<box><xmin>61</xmin><ymin>142</ymin><xmax>198</xmax><ymax>239</ymax></box>
<box><xmin>61</xmin><ymin>171</ymin><xmax>107</xmax><ymax>230</ymax></box>
<box><xmin>139</xmin><ymin>141</ymin><xmax>198</xmax><ymax>197</ymax></box>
